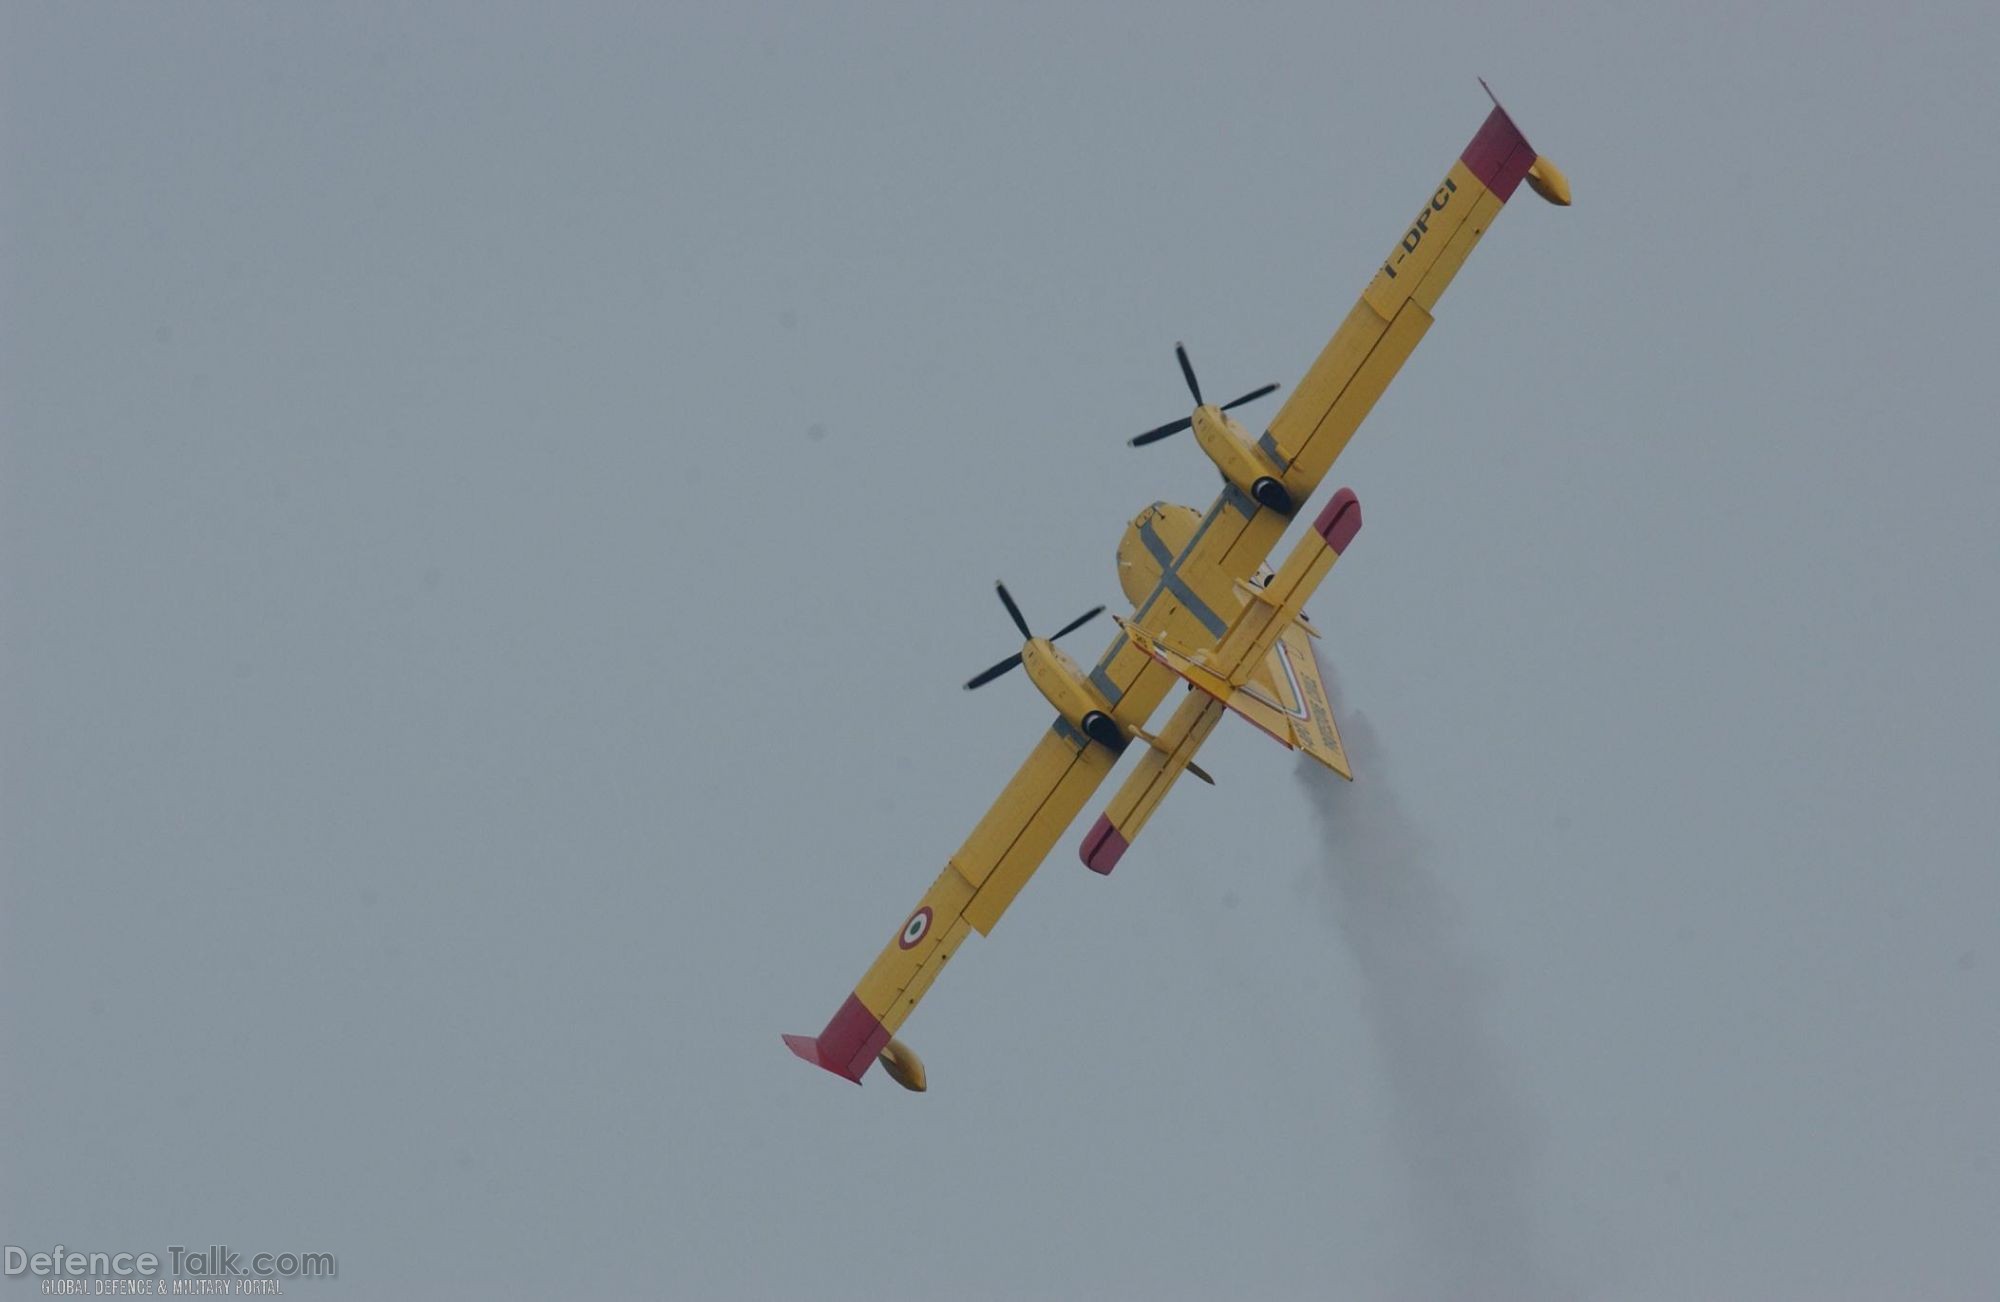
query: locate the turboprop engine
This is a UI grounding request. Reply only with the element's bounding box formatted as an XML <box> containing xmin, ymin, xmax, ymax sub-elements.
<box><xmin>962</xmin><ymin>582</ymin><xmax>1123</xmax><ymax>751</ymax></box>
<box><xmin>962</xmin><ymin>579</ymin><xmax>1216</xmax><ymax>783</ymax></box>
<box><xmin>1129</xmin><ymin>342</ymin><xmax>1293</xmax><ymax>514</ymax></box>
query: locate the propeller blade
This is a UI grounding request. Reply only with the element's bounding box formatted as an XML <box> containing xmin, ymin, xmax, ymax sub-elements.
<box><xmin>1219</xmin><ymin>382</ymin><xmax>1279</xmax><ymax>413</ymax></box>
<box><xmin>1049</xmin><ymin>605</ymin><xmax>1106</xmax><ymax>642</ymax></box>
<box><xmin>1132</xmin><ymin>727</ymin><xmax>1216</xmax><ymax>784</ymax></box>
<box><xmin>1175</xmin><ymin>342</ymin><xmax>1203</xmax><ymax>406</ymax></box>
<box><xmin>963</xmin><ymin>652</ymin><xmax>1024</xmax><ymax>691</ymax></box>
<box><xmin>1130</xmin><ymin>416</ymin><xmax>1193</xmax><ymax>447</ymax></box>
<box><xmin>994</xmin><ymin>581</ymin><xmax>1032</xmax><ymax>641</ymax></box>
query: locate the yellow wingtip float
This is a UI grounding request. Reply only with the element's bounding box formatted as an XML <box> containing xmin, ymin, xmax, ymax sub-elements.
<box><xmin>1527</xmin><ymin>157</ymin><xmax>1572</xmax><ymax>207</ymax></box>
<box><xmin>876</xmin><ymin>1038</ymin><xmax>927</xmax><ymax>1092</ymax></box>
<box><xmin>784</xmin><ymin>90</ymin><xmax>1566</xmax><ymax>1090</ymax></box>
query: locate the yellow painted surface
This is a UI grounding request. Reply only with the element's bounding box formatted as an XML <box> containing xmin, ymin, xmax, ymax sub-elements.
<box><xmin>1287</xmin><ymin>300</ymin><xmax>1434</xmax><ymax>488</ymax></box>
<box><xmin>963</xmin><ymin>737</ymin><xmax>1116</xmax><ymax>934</ymax></box>
<box><xmin>1117</xmin><ymin>503</ymin><xmax>1201</xmax><ymax>608</ymax></box>
<box><xmin>1262</xmin><ymin>158</ymin><xmax>1511</xmax><ymax>481</ymax></box>
<box><xmin>1209</xmin><ymin>670</ymin><xmax>1297</xmax><ymax>747</ymax></box>
<box><xmin>805</xmin><ymin>110</ymin><xmax>1561</xmax><ymax>1073</ymax></box>
<box><xmin>1117</xmin><ymin>623</ymin><xmax>1232</xmax><ymax>699</ymax></box>
<box><xmin>1263</xmin><ymin>296</ymin><xmax>1389</xmax><ymax>468</ymax></box>
<box><xmin>1103</xmin><ymin>689</ymin><xmax>1228</xmax><ymax>839</ymax></box>
<box><xmin>948</xmin><ymin>730</ymin><xmax>1092</xmax><ymax>891</ymax></box>
<box><xmin>1212</xmin><ymin>512</ymin><xmax>1296</xmax><ymax>602</ymax></box>
<box><xmin>1526</xmin><ymin>156</ymin><xmax>1572</xmax><ymax>206</ymax></box>
<box><xmin>1411</xmin><ymin>189</ymin><xmax>1506</xmax><ymax>311</ymax></box>
<box><xmin>1020</xmin><ymin>640</ymin><xmax>1108</xmax><ymax>733</ymax></box>
<box><xmin>877</xmin><ymin>1038</ymin><xmax>927</xmax><ymax>1092</ymax></box>
<box><xmin>1222</xmin><ymin>526</ymin><xmax>1342</xmax><ymax>678</ymax></box>
<box><xmin>853</xmin><ymin>862</ymin><xmax>978</xmax><ymax>1020</ymax></box>
<box><xmin>1120</xmin><ymin>616</ymin><xmax>1336</xmax><ymax>768</ymax></box>
<box><xmin>882</xmin><ymin>915</ymin><xmax>972</xmax><ymax>1034</ymax></box>
<box><xmin>1100</xmin><ymin>513</ymin><xmax>1355</xmax><ymax>850</ymax></box>
<box><xmin>1192</xmin><ymin>407</ymin><xmax>1278</xmax><ymax>502</ymax></box>
<box><xmin>1362</xmin><ymin>162</ymin><xmax>1486</xmax><ymax>318</ymax></box>
<box><xmin>1096</xmin><ymin>512</ymin><xmax>1275</xmax><ymax>712</ymax></box>
<box><xmin>1244</xmin><ymin>635</ymin><xmax>1284</xmax><ymax>696</ymax></box>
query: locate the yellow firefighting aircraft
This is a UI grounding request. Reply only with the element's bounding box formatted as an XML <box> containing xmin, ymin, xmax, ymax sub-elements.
<box><xmin>786</xmin><ymin>89</ymin><xmax>1569</xmax><ymax>1091</ymax></box>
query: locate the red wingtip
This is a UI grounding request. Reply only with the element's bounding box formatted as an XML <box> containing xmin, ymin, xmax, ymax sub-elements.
<box><xmin>783</xmin><ymin>994</ymin><xmax>891</xmax><ymax>1084</ymax></box>
<box><xmin>1460</xmin><ymin>100</ymin><xmax>1537</xmax><ymax>201</ymax></box>
<box><xmin>1080</xmin><ymin>814</ymin><xmax>1130</xmax><ymax>875</ymax></box>
<box><xmin>1314</xmin><ymin>487</ymin><xmax>1362</xmax><ymax>554</ymax></box>
<box><xmin>783</xmin><ymin>1032</ymin><xmax>835</xmax><ymax>1067</ymax></box>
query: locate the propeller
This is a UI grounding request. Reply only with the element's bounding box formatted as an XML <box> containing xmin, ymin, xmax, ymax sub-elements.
<box><xmin>1130</xmin><ymin>342</ymin><xmax>1280</xmax><ymax>447</ymax></box>
<box><xmin>963</xmin><ymin>582</ymin><xmax>1106</xmax><ymax>691</ymax></box>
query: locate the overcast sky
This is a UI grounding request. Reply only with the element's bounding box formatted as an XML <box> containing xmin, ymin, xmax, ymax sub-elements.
<box><xmin>5</xmin><ymin>3</ymin><xmax>1997</xmax><ymax>1299</ymax></box>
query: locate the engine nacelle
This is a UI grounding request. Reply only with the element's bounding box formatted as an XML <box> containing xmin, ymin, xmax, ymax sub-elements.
<box><xmin>1191</xmin><ymin>407</ymin><xmax>1294</xmax><ymax>514</ymax></box>
<box><xmin>1022</xmin><ymin>639</ymin><xmax>1127</xmax><ymax>753</ymax></box>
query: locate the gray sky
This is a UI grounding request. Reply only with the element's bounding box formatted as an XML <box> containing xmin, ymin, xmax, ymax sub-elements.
<box><xmin>5</xmin><ymin>3</ymin><xmax>1996</xmax><ymax>1299</ymax></box>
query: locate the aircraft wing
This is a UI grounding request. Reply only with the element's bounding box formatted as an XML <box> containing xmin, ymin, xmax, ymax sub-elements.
<box><xmin>784</xmin><ymin>724</ymin><xmax>1114</xmax><ymax>1086</ymax></box>
<box><xmin>1163</xmin><ymin>621</ymin><xmax>1351</xmax><ymax>778</ymax></box>
<box><xmin>1252</xmin><ymin>97</ymin><xmax>1558</xmax><ymax>497</ymax></box>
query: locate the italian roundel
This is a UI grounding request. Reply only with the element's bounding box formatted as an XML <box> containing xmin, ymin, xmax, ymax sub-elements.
<box><xmin>898</xmin><ymin>906</ymin><xmax>933</xmax><ymax>949</ymax></box>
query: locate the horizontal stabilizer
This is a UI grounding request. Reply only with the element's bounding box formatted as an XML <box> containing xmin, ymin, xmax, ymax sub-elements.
<box><xmin>1246</xmin><ymin>622</ymin><xmax>1351</xmax><ymax>779</ymax></box>
<box><xmin>1117</xmin><ymin>618</ymin><xmax>1351</xmax><ymax>779</ymax></box>
<box><xmin>1082</xmin><ymin>687</ymin><xmax>1229</xmax><ymax>875</ymax></box>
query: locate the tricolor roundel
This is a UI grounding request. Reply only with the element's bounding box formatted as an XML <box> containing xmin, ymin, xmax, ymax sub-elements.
<box><xmin>898</xmin><ymin>907</ymin><xmax>933</xmax><ymax>949</ymax></box>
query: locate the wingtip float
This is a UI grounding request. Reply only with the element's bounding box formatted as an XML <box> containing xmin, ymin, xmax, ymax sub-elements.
<box><xmin>1527</xmin><ymin>157</ymin><xmax>1572</xmax><ymax>206</ymax></box>
<box><xmin>784</xmin><ymin>91</ymin><xmax>1566</xmax><ymax>1090</ymax></box>
<box><xmin>1459</xmin><ymin>99</ymin><xmax>1567</xmax><ymax>210</ymax></box>
<box><xmin>783</xmin><ymin>1007</ymin><xmax>929</xmax><ymax>1093</ymax></box>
